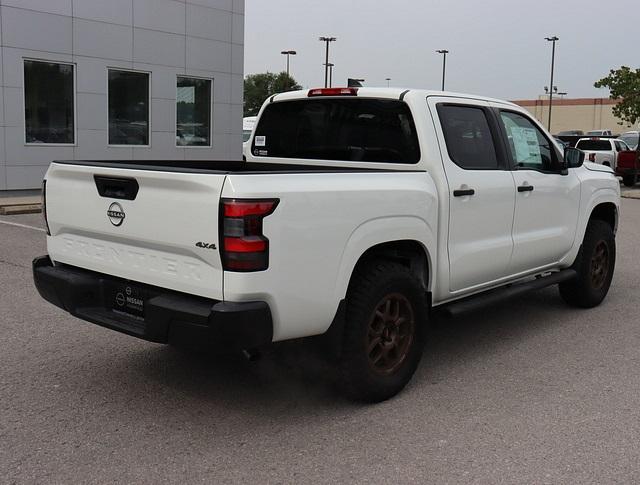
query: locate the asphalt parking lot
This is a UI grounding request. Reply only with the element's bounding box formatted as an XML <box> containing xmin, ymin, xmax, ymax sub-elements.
<box><xmin>1</xmin><ymin>199</ymin><xmax>640</xmax><ymax>484</ymax></box>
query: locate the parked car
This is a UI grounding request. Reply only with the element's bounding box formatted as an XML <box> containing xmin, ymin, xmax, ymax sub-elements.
<box><xmin>34</xmin><ymin>87</ymin><xmax>620</xmax><ymax>402</ymax></box>
<box><xmin>553</xmin><ymin>136</ymin><xmax>569</xmax><ymax>151</ymax></box>
<box><xmin>586</xmin><ymin>129</ymin><xmax>613</xmax><ymax>136</ymax></box>
<box><xmin>618</xmin><ymin>131</ymin><xmax>640</xmax><ymax>151</ymax></box>
<box><xmin>575</xmin><ymin>137</ymin><xmax>630</xmax><ymax>170</ymax></box>
<box><xmin>616</xmin><ymin>149</ymin><xmax>640</xmax><ymax>187</ymax></box>
<box><xmin>558</xmin><ymin>130</ymin><xmax>584</xmax><ymax>136</ymax></box>
<box><xmin>242</xmin><ymin>116</ymin><xmax>257</xmax><ymax>159</ymax></box>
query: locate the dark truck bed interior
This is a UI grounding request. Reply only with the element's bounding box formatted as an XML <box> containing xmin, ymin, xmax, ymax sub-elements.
<box><xmin>54</xmin><ymin>160</ymin><xmax>424</xmax><ymax>174</ymax></box>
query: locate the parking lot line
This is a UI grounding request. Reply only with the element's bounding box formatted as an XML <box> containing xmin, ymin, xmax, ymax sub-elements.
<box><xmin>0</xmin><ymin>219</ymin><xmax>45</xmax><ymax>232</ymax></box>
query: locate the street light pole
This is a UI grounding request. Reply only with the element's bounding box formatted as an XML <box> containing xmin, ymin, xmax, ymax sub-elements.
<box><xmin>385</xmin><ymin>77</ymin><xmax>391</xmax><ymax>88</ymax></box>
<box><xmin>436</xmin><ymin>49</ymin><xmax>449</xmax><ymax>91</ymax></box>
<box><xmin>327</xmin><ymin>63</ymin><xmax>334</xmax><ymax>88</ymax></box>
<box><xmin>545</xmin><ymin>36</ymin><xmax>559</xmax><ymax>132</ymax></box>
<box><xmin>280</xmin><ymin>50</ymin><xmax>297</xmax><ymax>78</ymax></box>
<box><xmin>319</xmin><ymin>36</ymin><xmax>337</xmax><ymax>88</ymax></box>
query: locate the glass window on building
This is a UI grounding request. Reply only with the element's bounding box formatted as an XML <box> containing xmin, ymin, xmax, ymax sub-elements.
<box><xmin>176</xmin><ymin>77</ymin><xmax>212</xmax><ymax>147</ymax></box>
<box><xmin>24</xmin><ymin>60</ymin><xmax>75</xmax><ymax>144</ymax></box>
<box><xmin>108</xmin><ymin>70</ymin><xmax>150</xmax><ymax>146</ymax></box>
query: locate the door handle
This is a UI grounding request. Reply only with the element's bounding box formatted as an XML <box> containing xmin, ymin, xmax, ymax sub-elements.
<box><xmin>453</xmin><ymin>188</ymin><xmax>475</xmax><ymax>197</ymax></box>
<box><xmin>517</xmin><ymin>185</ymin><xmax>534</xmax><ymax>193</ymax></box>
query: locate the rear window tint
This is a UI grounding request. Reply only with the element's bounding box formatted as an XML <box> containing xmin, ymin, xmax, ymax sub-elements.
<box><xmin>252</xmin><ymin>98</ymin><xmax>421</xmax><ymax>163</ymax></box>
<box><xmin>576</xmin><ymin>140</ymin><xmax>612</xmax><ymax>151</ymax></box>
<box><xmin>437</xmin><ymin>105</ymin><xmax>499</xmax><ymax>170</ymax></box>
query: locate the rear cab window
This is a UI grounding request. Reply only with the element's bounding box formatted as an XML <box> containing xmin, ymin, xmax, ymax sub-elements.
<box><xmin>576</xmin><ymin>140</ymin><xmax>613</xmax><ymax>151</ymax></box>
<box><xmin>251</xmin><ymin>98</ymin><xmax>421</xmax><ymax>163</ymax></box>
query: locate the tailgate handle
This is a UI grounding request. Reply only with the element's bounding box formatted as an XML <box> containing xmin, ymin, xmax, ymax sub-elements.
<box><xmin>94</xmin><ymin>176</ymin><xmax>139</xmax><ymax>201</ymax></box>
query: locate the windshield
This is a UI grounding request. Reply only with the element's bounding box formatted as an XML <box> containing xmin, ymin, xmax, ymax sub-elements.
<box><xmin>252</xmin><ymin>98</ymin><xmax>421</xmax><ymax>163</ymax></box>
<box><xmin>576</xmin><ymin>140</ymin><xmax>611</xmax><ymax>151</ymax></box>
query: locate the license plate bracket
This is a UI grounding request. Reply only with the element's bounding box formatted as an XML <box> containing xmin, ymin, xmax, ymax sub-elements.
<box><xmin>110</xmin><ymin>283</ymin><xmax>146</xmax><ymax>321</ymax></box>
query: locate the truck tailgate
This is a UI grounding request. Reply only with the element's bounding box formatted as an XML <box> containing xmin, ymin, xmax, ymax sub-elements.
<box><xmin>45</xmin><ymin>162</ymin><xmax>226</xmax><ymax>301</ymax></box>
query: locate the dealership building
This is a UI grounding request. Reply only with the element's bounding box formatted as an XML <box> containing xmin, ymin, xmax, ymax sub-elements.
<box><xmin>512</xmin><ymin>97</ymin><xmax>636</xmax><ymax>135</ymax></box>
<box><xmin>0</xmin><ymin>0</ymin><xmax>244</xmax><ymax>191</ymax></box>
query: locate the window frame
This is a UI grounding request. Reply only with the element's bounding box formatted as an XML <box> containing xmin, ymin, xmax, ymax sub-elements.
<box><xmin>23</xmin><ymin>58</ymin><xmax>77</xmax><ymax>147</ymax></box>
<box><xmin>435</xmin><ymin>102</ymin><xmax>509</xmax><ymax>171</ymax></box>
<box><xmin>107</xmin><ymin>67</ymin><xmax>152</xmax><ymax>148</ymax></box>
<box><xmin>175</xmin><ymin>74</ymin><xmax>214</xmax><ymax>149</ymax></box>
<box><xmin>493</xmin><ymin>108</ymin><xmax>566</xmax><ymax>174</ymax></box>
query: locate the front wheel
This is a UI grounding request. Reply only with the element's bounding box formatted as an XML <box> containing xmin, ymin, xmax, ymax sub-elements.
<box><xmin>623</xmin><ymin>174</ymin><xmax>637</xmax><ymax>187</ymax></box>
<box><xmin>338</xmin><ymin>260</ymin><xmax>426</xmax><ymax>403</ymax></box>
<box><xmin>559</xmin><ymin>219</ymin><xmax>616</xmax><ymax>308</ymax></box>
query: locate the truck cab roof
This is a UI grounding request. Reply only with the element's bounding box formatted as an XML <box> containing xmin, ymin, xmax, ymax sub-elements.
<box><xmin>269</xmin><ymin>87</ymin><xmax>520</xmax><ymax>108</ymax></box>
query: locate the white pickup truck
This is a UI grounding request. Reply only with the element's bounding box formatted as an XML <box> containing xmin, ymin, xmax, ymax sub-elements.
<box><xmin>575</xmin><ymin>137</ymin><xmax>631</xmax><ymax>170</ymax></box>
<box><xmin>34</xmin><ymin>87</ymin><xmax>620</xmax><ymax>402</ymax></box>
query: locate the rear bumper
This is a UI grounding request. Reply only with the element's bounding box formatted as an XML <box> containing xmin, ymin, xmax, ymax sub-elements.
<box><xmin>32</xmin><ymin>255</ymin><xmax>273</xmax><ymax>349</ymax></box>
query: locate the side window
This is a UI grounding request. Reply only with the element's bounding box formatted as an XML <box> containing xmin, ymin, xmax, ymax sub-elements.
<box><xmin>499</xmin><ymin>111</ymin><xmax>557</xmax><ymax>171</ymax></box>
<box><xmin>437</xmin><ymin>105</ymin><xmax>500</xmax><ymax>170</ymax></box>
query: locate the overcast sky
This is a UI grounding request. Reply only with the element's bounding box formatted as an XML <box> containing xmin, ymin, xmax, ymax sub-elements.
<box><xmin>245</xmin><ymin>0</ymin><xmax>636</xmax><ymax>100</ymax></box>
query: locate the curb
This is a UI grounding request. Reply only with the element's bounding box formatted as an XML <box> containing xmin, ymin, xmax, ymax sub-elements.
<box><xmin>0</xmin><ymin>204</ymin><xmax>42</xmax><ymax>215</ymax></box>
<box><xmin>621</xmin><ymin>190</ymin><xmax>640</xmax><ymax>200</ymax></box>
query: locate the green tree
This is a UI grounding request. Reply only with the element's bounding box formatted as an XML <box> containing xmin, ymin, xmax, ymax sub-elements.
<box><xmin>244</xmin><ymin>72</ymin><xmax>302</xmax><ymax>117</ymax></box>
<box><xmin>594</xmin><ymin>66</ymin><xmax>640</xmax><ymax>126</ymax></box>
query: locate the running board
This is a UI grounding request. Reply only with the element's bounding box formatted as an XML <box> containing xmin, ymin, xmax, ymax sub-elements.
<box><xmin>442</xmin><ymin>269</ymin><xmax>577</xmax><ymax>318</ymax></box>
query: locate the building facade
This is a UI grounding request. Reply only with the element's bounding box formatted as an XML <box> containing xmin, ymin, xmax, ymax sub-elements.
<box><xmin>512</xmin><ymin>97</ymin><xmax>637</xmax><ymax>135</ymax></box>
<box><xmin>0</xmin><ymin>0</ymin><xmax>244</xmax><ymax>190</ymax></box>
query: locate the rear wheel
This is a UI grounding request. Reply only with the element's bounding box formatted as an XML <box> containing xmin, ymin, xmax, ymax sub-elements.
<box><xmin>559</xmin><ymin>219</ymin><xmax>616</xmax><ymax>308</ymax></box>
<box><xmin>338</xmin><ymin>261</ymin><xmax>426</xmax><ymax>403</ymax></box>
<box><xmin>623</xmin><ymin>174</ymin><xmax>637</xmax><ymax>187</ymax></box>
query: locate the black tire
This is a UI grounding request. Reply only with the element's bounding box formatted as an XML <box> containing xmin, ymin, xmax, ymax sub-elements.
<box><xmin>559</xmin><ymin>219</ymin><xmax>616</xmax><ymax>308</ymax></box>
<box><xmin>623</xmin><ymin>174</ymin><xmax>637</xmax><ymax>187</ymax></box>
<box><xmin>338</xmin><ymin>260</ymin><xmax>426</xmax><ymax>403</ymax></box>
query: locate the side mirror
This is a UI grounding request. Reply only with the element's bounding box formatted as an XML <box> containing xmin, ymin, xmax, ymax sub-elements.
<box><xmin>564</xmin><ymin>147</ymin><xmax>584</xmax><ymax>169</ymax></box>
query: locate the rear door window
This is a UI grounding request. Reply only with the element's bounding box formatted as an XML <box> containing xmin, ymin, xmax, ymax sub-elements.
<box><xmin>252</xmin><ymin>98</ymin><xmax>421</xmax><ymax>163</ymax></box>
<box><xmin>436</xmin><ymin>105</ymin><xmax>500</xmax><ymax>170</ymax></box>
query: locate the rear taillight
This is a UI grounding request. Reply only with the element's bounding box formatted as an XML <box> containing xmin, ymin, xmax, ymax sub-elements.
<box><xmin>220</xmin><ymin>199</ymin><xmax>279</xmax><ymax>272</ymax></box>
<box><xmin>42</xmin><ymin>180</ymin><xmax>50</xmax><ymax>236</ymax></box>
<box><xmin>589</xmin><ymin>153</ymin><xmax>596</xmax><ymax>162</ymax></box>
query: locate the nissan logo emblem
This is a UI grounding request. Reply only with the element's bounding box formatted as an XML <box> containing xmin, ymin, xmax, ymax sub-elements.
<box><xmin>107</xmin><ymin>202</ymin><xmax>126</xmax><ymax>227</ymax></box>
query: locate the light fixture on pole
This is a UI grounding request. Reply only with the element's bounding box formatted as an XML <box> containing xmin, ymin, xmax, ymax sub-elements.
<box><xmin>545</xmin><ymin>36</ymin><xmax>559</xmax><ymax>131</ymax></box>
<box><xmin>385</xmin><ymin>77</ymin><xmax>391</xmax><ymax>88</ymax></box>
<box><xmin>280</xmin><ymin>50</ymin><xmax>297</xmax><ymax>78</ymax></box>
<box><xmin>319</xmin><ymin>36</ymin><xmax>337</xmax><ymax>88</ymax></box>
<box><xmin>436</xmin><ymin>49</ymin><xmax>449</xmax><ymax>91</ymax></box>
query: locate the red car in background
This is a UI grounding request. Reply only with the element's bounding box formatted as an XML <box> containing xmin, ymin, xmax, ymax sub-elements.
<box><xmin>617</xmin><ymin>150</ymin><xmax>640</xmax><ymax>187</ymax></box>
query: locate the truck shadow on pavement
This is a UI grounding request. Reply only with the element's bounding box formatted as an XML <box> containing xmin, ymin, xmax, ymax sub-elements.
<box><xmin>76</xmin><ymin>285</ymin><xmax>582</xmax><ymax>418</ymax></box>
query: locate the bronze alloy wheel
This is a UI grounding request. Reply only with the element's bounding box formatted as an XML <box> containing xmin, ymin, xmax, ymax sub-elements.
<box><xmin>590</xmin><ymin>241</ymin><xmax>610</xmax><ymax>290</ymax></box>
<box><xmin>366</xmin><ymin>293</ymin><xmax>416</xmax><ymax>376</ymax></box>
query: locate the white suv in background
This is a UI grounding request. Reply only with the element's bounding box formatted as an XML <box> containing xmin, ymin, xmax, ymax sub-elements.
<box><xmin>242</xmin><ymin>116</ymin><xmax>257</xmax><ymax>159</ymax></box>
<box><xmin>619</xmin><ymin>131</ymin><xmax>640</xmax><ymax>151</ymax></box>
